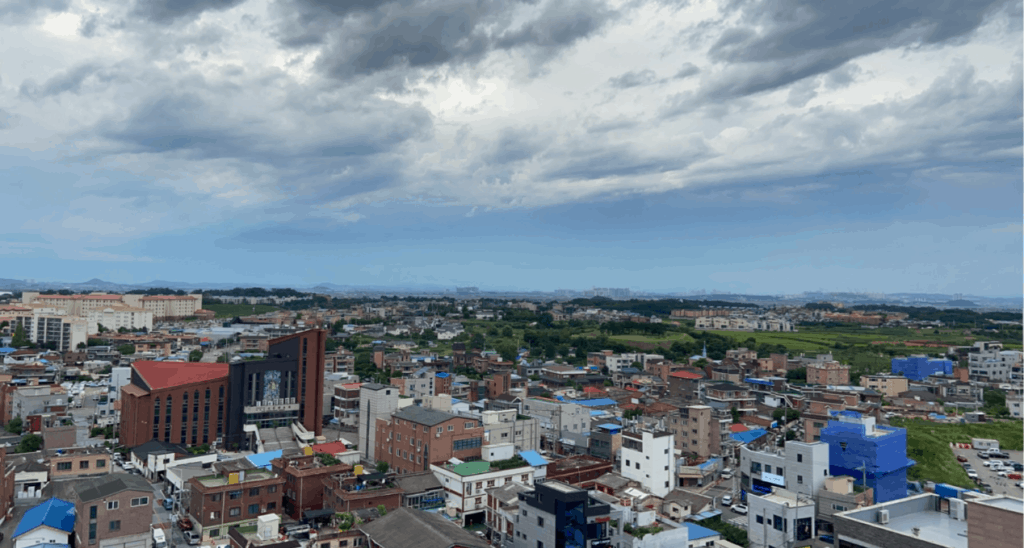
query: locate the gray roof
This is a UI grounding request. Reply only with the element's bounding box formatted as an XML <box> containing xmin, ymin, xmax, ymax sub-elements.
<box><xmin>359</xmin><ymin>507</ymin><xmax>488</xmax><ymax>548</ymax></box>
<box><xmin>662</xmin><ymin>488</ymin><xmax>713</xmax><ymax>510</ymax></box>
<box><xmin>485</xmin><ymin>482</ymin><xmax>531</xmax><ymax>505</ymax></box>
<box><xmin>361</xmin><ymin>383</ymin><xmax>390</xmax><ymax>391</ymax></box>
<box><xmin>394</xmin><ymin>471</ymin><xmax>443</xmax><ymax>494</ymax></box>
<box><xmin>130</xmin><ymin>439</ymin><xmax>188</xmax><ymax>460</ymax></box>
<box><xmin>594</xmin><ymin>472</ymin><xmax>631</xmax><ymax>490</ymax></box>
<box><xmin>391</xmin><ymin>406</ymin><xmax>456</xmax><ymax>427</ymax></box>
<box><xmin>75</xmin><ymin>473</ymin><xmax>152</xmax><ymax>502</ymax></box>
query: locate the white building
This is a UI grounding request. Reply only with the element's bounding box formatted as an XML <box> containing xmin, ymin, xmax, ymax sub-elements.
<box><xmin>740</xmin><ymin>441</ymin><xmax>830</xmax><ymax>500</ymax></box>
<box><xmin>430</xmin><ymin>456</ymin><xmax>535</xmax><ymax>525</ymax></box>
<box><xmin>479</xmin><ymin>409</ymin><xmax>542</xmax><ymax>453</ymax></box>
<box><xmin>621</xmin><ymin>429</ymin><xmax>675</xmax><ymax>497</ymax></box>
<box><xmin>9</xmin><ymin>306</ymin><xmax>87</xmax><ymax>352</ymax></box>
<box><xmin>85</xmin><ymin>305</ymin><xmax>153</xmax><ymax>334</ymax></box>
<box><xmin>969</xmin><ymin>347</ymin><xmax>1022</xmax><ymax>382</ymax></box>
<box><xmin>747</xmin><ymin>488</ymin><xmax>816</xmax><ymax>548</ymax></box>
<box><xmin>358</xmin><ymin>383</ymin><xmax>399</xmax><ymax>462</ymax></box>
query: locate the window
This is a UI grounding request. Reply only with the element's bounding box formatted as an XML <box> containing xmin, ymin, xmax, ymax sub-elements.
<box><xmin>229</xmin><ymin>490</ymin><xmax>242</xmax><ymax>500</ymax></box>
<box><xmin>96</xmin><ymin>459</ymin><xmax>106</xmax><ymax>468</ymax></box>
<box><xmin>797</xmin><ymin>475</ymin><xmax>803</xmax><ymax>484</ymax></box>
<box><xmin>79</xmin><ymin>460</ymin><xmax>90</xmax><ymax>469</ymax></box>
<box><xmin>437</xmin><ymin>426</ymin><xmax>443</xmax><ymax>434</ymax></box>
<box><xmin>832</xmin><ymin>504</ymin><xmax>848</xmax><ymax>511</ymax></box>
<box><xmin>90</xmin><ymin>506</ymin><xmax>97</xmax><ymax>519</ymax></box>
<box><xmin>397</xmin><ymin>433</ymin><xmax>401</xmax><ymax>442</ymax></box>
<box><xmin>57</xmin><ymin>462</ymin><xmax>72</xmax><ymax>471</ymax></box>
<box><xmin>107</xmin><ymin>501</ymin><xmax>119</xmax><ymax>510</ymax></box>
<box><xmin>521</xmin><ymin>475</ymin><xmax>529</xmax><ymax>482</ymax></box>
<box><xmin>267</xmin><ymin>502</ymin><xmax>276</xmax><ymax>511</ymax></box>
<box><xmin>209</xmin><ymin>529</ymin><xmax>220</xmax><ymax>538</ymax></box>
<box><xmin>466</xmin><ymin>422</ymin><xmax>475</xmax><ymax>429</ymax></box>
<box><xmin>109</xmin><ymin>520</ymin><xmax>121</xmax><ymax>531</ymax></box>
<box><xmin>229</xmin><ymin>508</ymin><xmax>241</xmax><ymax>517</ymax></box>
<box><xmin>751</xmin><ymin>462</ymin><xmax>762</xmax><ymax>474</ymax></box>
<box><xmin>249</xmin><ymin>504</ymin><xmax>260</xmax><ymax>515</ymax></box>
<box><xmin>537</xmin><ymin>542</ymin><xmax>545</xmax><ymax>548</ymax></box>
<box><xmin>211</xmin><ymin>493</ymin><xmax>222</xmax><ymax>502</ymax></box>
<box><xmin>764</xmin><ymin>465</ymin><xmax>772</xmax><ymax>474</ymax></box>
<box><xmin>448</xmin><ymin>425</ymin><xmax>454</xmax><ymax>431</ymax></box>
<box><xmin>756</xmin><ymin>515</ymin><xmax>764</xmax><ymax>524</ymax></box>
<box><xmin>131</xmin><ymin>497</ymin><xmax>149</xmax><ymax>507</ymax></box>
<box><xmin>797</xmin><ymin>453</ymin><xmax>803</xmax><ymax>463</ymax></box>
<box><xmin>249</xmin><ymin>487</ymin><xmax>260</xmax><ymax>497</ymax></box>
<box><xmin>635</xmin><ymin>462</ymin><xmax>640</xmax><ymax>470</ymax></box>
<box><xmin>773</xmin><ymin>515</ymin><xmax>784</xmax><ymax>532</ymax></box>
<box><xmin>452</xmin><ymin>437</ymin><xmax>482</xmax><ymax>451</ymax></box>
<box><xmin>625</xmin><ymin>460</ymin><xmax>630</xmax><ymax>467</ymax></box>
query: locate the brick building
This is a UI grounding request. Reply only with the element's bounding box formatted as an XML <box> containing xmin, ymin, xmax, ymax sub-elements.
<box><xmin>544</xmin><ymin>455</ymin><xmax>613</xmax><ymax>487</ymax></box>
<box><xmin>322</xmin><ymin>472</ymin><xmax>404</xmax><ymax>513</ymax></box>
<box><xmin>270</xmin><ymin>452</ymin><xmax>352</xmax><ymax>520</ymax></box>
<box><xmin>807</xmin><ymin>361</ymin><xmax>851</xmax><ymax>386</ymax></box>
<box><xmin>375</xmin><ymin>407</ymin><xmax>483</xmax><ymax>475</ymax></box>
<box><xmin>667</xmin><ymin>369</ymin><xmax>704</xmax><ymax>403</ymax></box>
<box><xmin>185</xmin><ymin>461</ymin><xmax>286</xmax><ymax>543</ymax></box>
<box><xmin>0</xmin><ymin>447</ymin><xmax>13</xmax><ymax>527</ymax></box>
<box><xmin>59</xmin><ymin>474</ymin><xmax>154</xmax><ymax>548</ymax></box>
<box><xmin>47</xmin><ymin>447</ymin><xmax>111</xmax><ymax>479</ymax></box>
<box><xmin>119</xmin><ymin>329</ymin><xmax>326</xmax><ymax>449</ymax></box>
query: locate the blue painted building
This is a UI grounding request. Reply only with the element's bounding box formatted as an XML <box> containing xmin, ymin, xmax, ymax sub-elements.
<box><xmin>820</xmin><ymin>411</ymin><xmax>914</xmax><ymax>504</ymax></box>
<box><xmin>890</xmin><ymin>356</ymin><xmax>953</xmax><ymax>381</ymax></box>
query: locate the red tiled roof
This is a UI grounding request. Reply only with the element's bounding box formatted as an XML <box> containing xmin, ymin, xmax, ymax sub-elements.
<box><xmin>133</xmin><ymin>361</ymin><xmax>229</xmax><ymax>390</ymax></box>
<box><xmin>669</xmin><ymin>371</ymin><xmax>702</xmax><ymax>380</ymax></box>
<box><xmin>122</xmin><ymin>384</ymin><xmax>149</xmax><ymax>397</ymax></box>
<box><xmin>624</xmin><ymin>386</ymin><xmax>638</xmax><ymax>391</ymax></box>
<box><xmin>342</xmin><ymin>383</ymin><xmax>362</xmax><ymax>389</ymax></box>
<box><xmin>730</xmin><ymin>424</ymin><xmax>750</xmax><ymax>433</ymax></box>
<box><xmin>583</xmin><ymin>386</ymin><xmax>605</xmax><ymax>394</ymax></box>
<box><xmin>141</xmin><ymin>295</ymin><xmax>197</xmax><ymax>300</ymax></box>
<box><xmin>37</xmin><ymin>294</ymin><xmax>122</xmax><ymax>300</ymax></box>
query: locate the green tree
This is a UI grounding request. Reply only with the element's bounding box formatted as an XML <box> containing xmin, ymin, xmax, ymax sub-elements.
<box><xmin>188</xmin><ymin>349</ymin><xmax>204</xmax><ymax>362</ymax></box>
<box><xmin>376</xmin><ymin>461</ymin><xmax>389</xmax><ymax>473</ymax></box>
<box><xmin>470</xmin><ymin>333</ymin><xmax>486</xmax><ymax>350</ymax></box>
<box><xmin>97</xmin><ymin>323</ymin><xmax>108</xmax><ymax>333</ymax></box>
<box><xmin>117</xmin><ymin>327</ymin><xmax>129</xmax><ymax>334</ymax></box>
<box><xmin>495</xmin><ymin>342</ymin><xmax>519</xmax><ymax>363</ymax></box>
<box><xmin>77</xmin><ymin>342</ymin><xmax>87</xmax><ymax>349</ymax></box>
<box><xmin>11</xmin><ymin>323</ymin><xmax>29</xmax><ymax>347</ymax></box>
<box><xmin>5</xmin><ymin>416</ymin><xmax>23</xmax><ymax>434</ymax></box>
<box><xmin>217</xmin><ymin>354</ymin><xmax>231</xmax><ymax>363</ymax></box>
<box><xmin>15</xmin><ymin>433</ymin><xmax>43</xmax><ymax>453</ymax></box>
<box><xmin>730</xmin><ymin>406</ymin><xmax>741</xmax><ymax>424</ymax></box>
<box><xmin>376</xmin><ymin>504</ymin><xmax>387</xmax><ymax>516</ymax></box>
<box><xmin>117</xmin><ymin>344</ymin><xmax>136</xmax><ymax>355</ymax></box>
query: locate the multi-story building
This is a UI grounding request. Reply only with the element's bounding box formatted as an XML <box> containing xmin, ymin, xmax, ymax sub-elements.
<box><xmin>589</xmin><ymin>424</ymin><xmax>621</xmax><ymax>462</ymax></box>
<box><xmin>969</xmin><ymin>348</ymin><xmax>1022</xmax><ymax>382</ymax></box>
<box><xmin>807</xmin><ymin>361</ymin><xmax>850</xmax><ymax>386</ymax></box>
<box><xmin>620</xmin><ymin>429</ymin><xmax>674</xmax><ymax>497</ymax></box>
<box><xmin>747</xmin><ymin>488</ymin><xmax>816</xmax><ymax>548</ymax></box>
<box><xmin>123</xmin><ymin>294</ymin><xmax>203</xmax><ymax>319</ymax></box>
<box><xmin>480</xmin><ymin>409</ymin><xmax>541</xmax><ymax>453</ymax></box>
<box><xmin>512</xmin><ymin>480</ymin><xmax>617</xmax><ymax>548</ymax></box>
<box><xmin>47</xmin><ymin>447</ymin><xmax>111</xmax><ymax>479</ymax></box>
<box><xmin>815</xmin><ymin>475</ymin><xmax>874</xmax><ymax>537</ymax></box>
<box><xmin>739</xmin><ymin>441</ymin><xmax>830</xmax><ymax>502</ymax></box>
<box><xmin>375</xmin><ymin>406</ymin><xmax>484</xmax><ymax>475</ymax></box>
<box><xmin>8</xmin><ymin>307</ymin><xmax>87</xmax><ymax>352</ymax></box>
<box><xmin>322</xmin><ymin>471</ymin><xmax>404</xmax><ymax>514</ymax></box>
<box><xmin>891</xmin><ymin>356</ymin><xmax>953</xmax><ymax>381</ymax></box>
<box><xmin>703</xmin><ymin>383</ymin><xmax>755</xmax><ymax>415</ymax></box>
<box><xmin>430</xmin><ymin>457</ymin><xmax>535</xmax><ymax>525</ymax></box>
<box><xmin>485</xmin><ymin>482</ymin><xmax>532</xmax><ymax>547</ymax></box>
<box><xmin>84</xmin><ymin>306</ymin><xmax>153</xmax><ymax>335</ymax></box>
<box><xmin>185</xmin><ymin>462</ymin><xmax>285</xmax><ymax>543</ymax></box>
<box><xmin>119</xmin><ymin>330</ymin><xmax>327</xmax><ymax>450</ymax></box>
<box><xmin>667</xmin><ymin>370</ymin><xmax>704</xmax><ymax>404</ymax></box>
<box><xmin>9</xmin><ymin>385</ymin><xmax>70</xmax><ymax>427</ymax></box>
<box><xmin>324</xmin><ymin>349</ymin><xmax>355</xmax><ymax>374</ymax></box>
<box><xmin>820</xmin><ymin>411</ymin><xmax>913</xmax><ymax>504</ymax></box>
<box><xmin>0</xmin><ymin>447</ymin><xmax>14</xmax><ymax>528</ymax></box>
<box><xmin>666</xmin><ymin>404</ymin><xmax>721</xmax><ymax>459</ymax></box>
<box><xmin>331</xmin><ymin>382</ymin><xmax>361</xmax><ymax>422</ymax></box>
<box><xmin>858</xmin><ymin>374</ymin><xmax>910</xmax><ymax>397</ymax></box>
<box><xmin>521</xmin><ymin>398</ymin><xmax>590</xmax><ymax>450</ymax></box>
<box><xmin>65</xmin><ymin>474</ymin><xmax>154</xmax><ymax>548</ymax></box>
<box><xmin>358</xmin><ymin>383</ymin><xmax>399</xmax><ymax>463</ymax></box>
<box><xmin>21</xmin><ymin>292</ymin><xmax>125</xmax><ymax>316</ymax></box>
<box><xmin>270</xmin><ymin>452</ymin><xmax>352</xmax><ymax>520</ymax></box>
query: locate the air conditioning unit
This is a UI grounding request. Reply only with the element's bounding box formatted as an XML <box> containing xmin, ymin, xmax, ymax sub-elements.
<box><xmin>877</xmin><ymin>509</ymin><xmax>889</xmax><ymax>524</ymax></box>
<box><xmin>950</xmin><ymin>499</ymin><xmax>967</xmax><ymax>521</ymax></box>
<box><xmin>436</xmin><ymin>432</ymin><xmax>441</xmax><ymax>438</ymax></box>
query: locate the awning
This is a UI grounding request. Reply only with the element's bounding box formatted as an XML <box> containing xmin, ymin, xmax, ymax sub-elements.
<box><xmin>303</xmin><ymin>508</ymin><xmax>335</xmax><ymax>520</ymax></box>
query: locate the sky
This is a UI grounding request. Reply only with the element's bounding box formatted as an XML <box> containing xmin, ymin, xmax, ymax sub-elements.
<box><xmin>0</xmin><ymin>0</ymin><xmax>1021</xmax><ymax>296</ymax></box>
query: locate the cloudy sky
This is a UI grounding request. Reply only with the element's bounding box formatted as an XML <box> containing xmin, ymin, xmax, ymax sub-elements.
<box><xmin>1</xmin><ymin>0</ymin><xmax>1021</xmax><ymax>295</ymax></box>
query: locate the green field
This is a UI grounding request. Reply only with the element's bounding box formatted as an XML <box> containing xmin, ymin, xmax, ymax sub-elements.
<box><xmin>205</xmin><ymin>303</ymin><xmax>280</xmax><ymax>318</ymax></box>
<box><xmin>609</xmin><ymin>332</ymin><xmax>696</xmax><ymax>346</ymax></box>
<box><xmin>893</xmin><ymin>418</ymin><xmax>1024</xmax><ymax>488</ymax></box>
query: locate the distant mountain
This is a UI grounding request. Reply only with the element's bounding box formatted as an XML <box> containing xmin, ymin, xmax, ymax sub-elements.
<box><xmin>945</xmin><ymin>299</ymin><xmax>978</xmax><ymax>308</ymax></box>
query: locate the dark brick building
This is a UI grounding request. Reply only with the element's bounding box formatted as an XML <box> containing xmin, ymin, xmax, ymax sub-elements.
<box><xmin>270</xmin><ymin>452</ymin><xmax>352</xmax><ymax>520</ymax></box>
<box><xmin>185</xmin><ymin>461</ymin><xmax>286</xmax><ymax>543</ymax></box>
<box><xmin>374</xmin><ymin>407</ymin><xmax>483</xmax><ymax>475</ymax></box>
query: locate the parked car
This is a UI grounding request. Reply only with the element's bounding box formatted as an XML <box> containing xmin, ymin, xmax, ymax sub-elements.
<box><xmin>957</xmin><ymin>456</ymin><xmax>968</xmax><ymax>463</ymax></box>
<box><xmin>967</xmin><ymin>470</ymin><xmax>979</xmax><ymax>479</ymax></box>
<box><xmin>990</xmin><ymin>451</ymin><xmax>1010</xmax><ymax>459</ymax></box>
<box><xmin>731</xmin><ymin>504</ymin><xmax>748</xmax><ymax>515</ymax></box>
<box><xmin>820</xmin><ymin>534</ymin><xmax>835</xmax><ymax>543</ymax></box>
<box><xmin>722</xmin><ymin>495</ymin><xmax>733</xmax><ymax>506</ymax></box>
<box><xmin>998</xmin><ymin>470</ymin><xmax>1009</xmax><ymax>477</ymax></box>
<box><xmin>184</xmin><ymin>531</ymin><xmax>201</xmax><ymax>546</ymax></box>
<box><xmin>1013</xmin><ymin>463</ymin><xmax>1023</xmax><ymax>472</ymax></box>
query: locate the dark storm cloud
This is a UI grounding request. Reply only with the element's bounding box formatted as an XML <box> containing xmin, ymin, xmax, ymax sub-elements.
<box><xmin>130</xmin><ymin>0</ymin><xmax>249</xmax><ymax>25</ymax></box>
<box><xmin>697</xmin><ymin>0</ymin><xmax>1013</xmax><ymax>101</ymax></box>
<box><xmin>0</xmin><ymin>0</ymin><xmax>69</xmax><ymax>22</ymax></box>
<box><xmin>272</xmin><ymin>0</ymin><xmax>616</xmax><ymax>78</ymax></box>
<box><xmin>608</xmin><ymin>69</ymin><xmax>658</xmax><ymax>89</ymax></box>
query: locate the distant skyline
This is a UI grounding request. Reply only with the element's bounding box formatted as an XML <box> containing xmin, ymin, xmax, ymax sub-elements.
<box><xmin>1</xmin><ymin>1</ymin><xmax>1021</xmax><ymax>297</ymax></box>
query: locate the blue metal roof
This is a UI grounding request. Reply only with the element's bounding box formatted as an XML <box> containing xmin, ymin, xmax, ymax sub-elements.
<box><xmin>0</xmin><ymin>347</ymin><xmax>16</xmax><ymax>353</ymax></box>
<box><xmin>730</xmin><ymin>429</ymin><xmax>768</xmax><ymax>444</ymax></box>
<box><xmin>575</xmin><ymin>398</ymin><xmax>617</xmax><ymax>407</ymax></box>
<box><xmin>698</xmin><ymin>458</ymin><xmax>720</xmax><ymax>470</ymax></box>
<box><xmin>589</xmin><ymin>410</ymin><xmax>605</xmax><ymax>416</ymax></box>
<box><xmin>597</xmin><ymin>423</ymin><xmax>622</xmax><ymax>433</ymax></box>
<box><xmin>14</xmin><ymin>498</ymin><xmax>76</xmax><ymax>538</ymax></box>
<box><xmin>685</xmin><ymin>522</ymin><xmax>720</xmax><ymax>540</ymax></box>
<box><xmin>246</xmin><ymin>450</ymin><xmax>283</xmax><ymax>470</ymax></box>
<box><xmin>620</xmin><ymin>367</ymin><xmax>641</xmax><ymax>374</ymax></box>
<box><xmin>744</xmin><ymin>377</ymin><xmax>772</xmax><ymax>386</ymax></box>
<box><xmin>435</xmin><ymin>372</ymin><xmax>450</xmax><ymax>378</ymax></box>
<box><xmin>519</xmin><ymin>450</ymin><xmax>549</xmax><ymax>467</ymax></box>
<box><xmin>692</xmin><ymin>510</ymin><xmax>722</xmax><ymax>521</ymax></box>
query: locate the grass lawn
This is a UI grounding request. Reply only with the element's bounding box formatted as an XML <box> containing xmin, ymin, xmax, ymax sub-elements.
<box><xmin>893</xmin><ymin>418</ymin><xmax>1024</xmax><ymax>488</ymax></box>
<box><xmin>205</xmin><ymin>303</ymin><xmax>280</xmax><ymax>318</ymax></box>
<box><xmin>609</xmin><ymin>332</ymin><xmax>696</xmax><ymax>345</ymax></box>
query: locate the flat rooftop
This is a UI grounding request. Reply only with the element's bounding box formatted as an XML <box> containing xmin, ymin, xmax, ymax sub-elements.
<box><xmin>884</xmin><ymin>511</ymin><xmax>966</xmax><ymax>548</ymax></box>
<box><xmin>974</xmin><ymin>496</ymin><xmax>1024</xmax><ymax>513</ymax></box>
<box><xmin>196</xmin><ymin>468</ymin><xmax>276</xmax><ymax>487</ymax></box>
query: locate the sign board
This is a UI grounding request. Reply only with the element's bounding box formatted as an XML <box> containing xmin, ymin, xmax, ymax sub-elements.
<box><xmin>770</xmin><ymin>421</ymin><xmax>779</xmax><ymax>429</ymax></box>
<box><xmin>761</xmin><ymin>472</ymin><xmax>785</xmax><ymax>487</ymax></box>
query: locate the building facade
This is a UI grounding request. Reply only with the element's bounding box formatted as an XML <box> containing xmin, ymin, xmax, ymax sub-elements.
<box><xmin>858</xmin><ymin>375</ymin><xmax>909</xmax><ymax>397</ymax></box>
<box><xmin>512</xmin><ymin>481</ymin><xmax>615</xmax><ymax>548</ymax></box>
<box><xmin>806</xmin><ymin>361</ymin><xmax>851</xmax><ymax>386</ymax></box>
<box><xmin>358</xmin><ymin>383</ymin><xmax>399</xmax><ymax>463</ymax></box>
<box><xmin>185</xmin><ymin>464</ymin><xmax>285</xmax><ymax>542</ymax></box>
<box><xmin>374</xmin><ymin>407</ymin><xmax>484</xmax><ymax>475</ymax></box>
<box><xmin>620</xmin><ymin>429</ymin><xmax>674</xmax><ymax>497</ymax></box>
<box><xmin>69</xmin><ymin>474</ymin><xmax>154</xmax><ymax>548</ymax></box>
<box><xmin>747</xmin><ymin>488</ymin><xmax>815</xmax><ymax>548</ymax></box>
<box><xmin>739</xmin><ymin>441</ymin><xmax>830</xmax><ymax>503</ymax></box>
<box><xmin>891</xmin><ymin>356</ymin><xmax>953</xmax><ymax>381</ymax></box>
<box><xmin>820</xmin><ymin>411</ymin><xmax>913</xmax><ymax>504</ymax></box>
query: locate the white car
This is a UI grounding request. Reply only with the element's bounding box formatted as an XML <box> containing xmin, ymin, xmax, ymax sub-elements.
<box><xmin>731</xmin><ymin>504</ymin><xmax>748</xmax><ymax>515</ymax></box>
<box><xmin>967</xmin><ymin>470</ymin><xmax>979</xmax><ymax>479</ymax></box>
<box><xmin>998</xmin><ymin>470</ymin><xmax>1009</xmax><ymax>478</ymax></box>
<box><xmin>982</xmin><ymin>461</ymin><xmax>995</xmax><ymax>468</ymax></box>
<box><xmin>722</xmin><ymin>495</ymin><xmax>733</xmax><ymax>506</ymax></box>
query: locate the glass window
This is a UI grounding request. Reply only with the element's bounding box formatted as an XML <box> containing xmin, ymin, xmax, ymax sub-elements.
<box><xmin>90</xmin><ymin>506</ymin><xmax>97</xmax><ymax>519</ymax></box>
<box><xmin>249</xmin><ymin>487</ymin><xmax>260</xmax><ymax>496</ymax></box>
<box><xmin>248</xmin><ymin>504</ymin><xmax>259</xmax><ymax>515</ymax></box>
<box><xmin>109</xmin><ymin>520</ymin><xmax>121</xmax><ymax>531</ymax></box>
<box><xmin>229</xmin><ymin>507</ymin><xmax>241</xmax><ymax>517</ymax></box>
<box><xmin>106</xmin><ymin>501</ymin><xmax>119</xmax><ymax>510</ymax></box>
<box><xmin>80</xmin><ymin>461</ymin><xmax>90</xmax><ymax>469</ymax></box>
<box><xmin>96</xmin><ymin>459</ymin><xmax>106</xmax><ymax>468</ymax></box>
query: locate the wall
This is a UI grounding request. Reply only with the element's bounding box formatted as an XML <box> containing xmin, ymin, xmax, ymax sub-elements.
<box><xmin>820</xmin><ymin>416</ymin><xmax>912</xmax><ymax>504</ymax></box>
<box><xmin>967</xmin><ymin>498</ymin><xmax>1024</xmax><ymax>548</ymax></box>
<box><xmin>75</xmin><ymin>489</ymin><xmax>153</xmax><ymax>548</ymax></box>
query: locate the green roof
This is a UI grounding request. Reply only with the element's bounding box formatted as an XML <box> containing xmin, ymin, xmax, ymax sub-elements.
<box><xmin>452</xmin><ymin>461</ymin><xmax>491</xmax><ymax>476</ymax></box>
